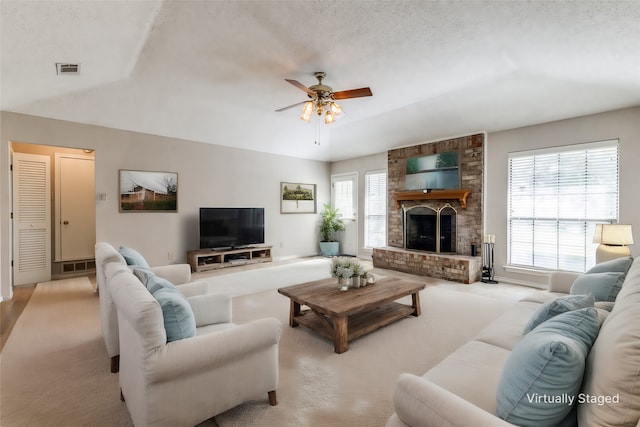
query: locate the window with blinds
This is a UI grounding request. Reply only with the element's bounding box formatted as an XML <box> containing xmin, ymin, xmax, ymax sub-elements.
<box><xmin>508</xmin><ymin>140</ymin><xmax>619</xmax><ymax>272</ymax></box>
<box><xmin>365</xmin><ymin>171</ymin><xmax>387</xmax><ymax>248</ymax></box>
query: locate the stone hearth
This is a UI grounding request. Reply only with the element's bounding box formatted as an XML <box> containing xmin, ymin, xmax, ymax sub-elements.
<box><xmin>373</xmin><ymin>246</ymin><xmax>482</xmax><ymax>284</ymax></box>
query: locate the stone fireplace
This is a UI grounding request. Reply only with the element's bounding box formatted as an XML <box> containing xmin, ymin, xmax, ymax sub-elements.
<box><xmin>372</xmin><ymin>134</ymin><xmax>484</xmax><ymax>283</ymax></box>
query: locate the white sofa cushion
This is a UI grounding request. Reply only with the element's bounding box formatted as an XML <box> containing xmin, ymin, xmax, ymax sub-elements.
<box><xmin>423</xmin><ymin>340</ymin><xmax>511</xmax><ymax>414</ymax></box>
<box><xmin>474</xmin><ymin>301</ymin><xmax>540</xmax><ymax>351</ymax></box>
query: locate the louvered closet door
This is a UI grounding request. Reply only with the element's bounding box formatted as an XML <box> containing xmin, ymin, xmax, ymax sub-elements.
<box><xmin>12</xmin><ymin>153</ymin><xmax>51</xmax><ymax>285</ymax></box>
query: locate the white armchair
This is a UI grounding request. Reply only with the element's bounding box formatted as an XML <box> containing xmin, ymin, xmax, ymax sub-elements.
<box><xmin>106</xmin><ymin>262</ymin><xmax>282</xmax><ymax>426</ymax></box>
<box><xmin>95</xmin><ymin>242</ymin><xmax>203</xmax><ymax>372</ymax></box>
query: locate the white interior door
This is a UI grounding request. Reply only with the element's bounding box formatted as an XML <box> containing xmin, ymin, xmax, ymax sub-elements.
<box><xmin>55</xmin><ymin>154</ymin><xmax>95</xmax><ymax>261</ymax></box>
<box><xmin>12</xmin><ymin>152</ymin><xmax>51</xmax><ymax>285</ymax></box>
<box><xmin>331</xmin><ymin>173</ymin><xmax>358</xmax><ymax>256</ymax></box>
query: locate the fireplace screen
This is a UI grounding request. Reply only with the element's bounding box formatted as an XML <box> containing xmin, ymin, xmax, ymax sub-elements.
<box><xmin>404</xmin><ymin>204</ymin><xmax>457</xmax><ymax>253</ymax></box>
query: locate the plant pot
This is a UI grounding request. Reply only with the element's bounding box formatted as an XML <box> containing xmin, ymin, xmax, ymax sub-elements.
<box><xmin>337</xmin><ymin>277</ymin><xmax>350</xmax><ymax>291</ymax></box>
<box><xmin>319</xmin><ymin>241</ymin><xmax>340</xmax><ymax>257</ymax></box>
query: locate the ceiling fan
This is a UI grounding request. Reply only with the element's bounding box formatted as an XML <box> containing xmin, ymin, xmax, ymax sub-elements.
<box><xmin>276</xmin><ymin>72</ymin><xmax>373</xmax><ymax>124</ymax></box>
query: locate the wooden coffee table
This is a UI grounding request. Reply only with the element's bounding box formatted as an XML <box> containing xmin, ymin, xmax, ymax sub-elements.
<box><xmin>277</xmin><ymin>277</ymin><xmax>425</xmax><ymax>353</ymax></box>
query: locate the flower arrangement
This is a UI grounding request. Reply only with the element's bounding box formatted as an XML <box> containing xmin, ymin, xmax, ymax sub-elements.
<box><xmin>330</xmin><ymin>257</ymin><xmax>375</xmax><ymax>289</ymax></box>
<box><xmin>331</xmin><ymin>257</ymin><xmax>362</xmax><ymax>278</ymax></box>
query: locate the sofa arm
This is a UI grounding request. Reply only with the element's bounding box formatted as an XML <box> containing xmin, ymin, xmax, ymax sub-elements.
<box><xmin>151</xmin><ymin>264</ymin><xmax>191</xmax><ymax>285</ymax></box>
<box><xmin>548</xmin><ymin>271</ymin><xmax>580</xmax><ymax>294</ymax></box>
<box><xmin>391</xmin><ymin>374</ymin><xmax>516</xmax><ymax>427</ymax></box>
<box><xmin>149</xmin><ymin>318</ymin><xmax>282</xmax><ymax>383</ymax></box>
<box><xmin>187</xmin><ymin>293</ymin><xmax>232</xmax><ymax>326</ymax></box>
<box><xmin>177</xmin><ymin>280</ymin><xmax>209</xmax><ymax>297</ymax></box>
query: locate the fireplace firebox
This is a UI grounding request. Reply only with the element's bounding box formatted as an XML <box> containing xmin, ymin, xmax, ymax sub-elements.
<box><xmin>404</xmin><ymin>204</ymin><xmax>457</xmax><ymax>254</ymax></box>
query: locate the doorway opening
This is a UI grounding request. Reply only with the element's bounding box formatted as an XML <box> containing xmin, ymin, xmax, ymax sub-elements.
<box><xmin>11</xmin><ymin>142</ymin><xmax>96</xmax><ymax>284</ymax></box>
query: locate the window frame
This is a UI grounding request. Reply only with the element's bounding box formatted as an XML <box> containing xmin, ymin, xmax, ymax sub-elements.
<box><xmin>364</xmin><ymin>169</ymin><xmax>387</xmax><ymax>249</ymax></box>
<box><xmin>507</xmin><ymin>139</ymin><xmax>619</xmax><ymax>272</ymax></box>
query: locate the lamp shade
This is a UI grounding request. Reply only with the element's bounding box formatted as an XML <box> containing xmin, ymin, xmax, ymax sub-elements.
<box><xmin>594</xmin><ymin>224</ymin><xmax>634</xmax><ymax>245</ymax></box>
<box><xmin>593</xmin><ymin>224</ymin><xmax>603</xmax><ymax>243</ymax></box>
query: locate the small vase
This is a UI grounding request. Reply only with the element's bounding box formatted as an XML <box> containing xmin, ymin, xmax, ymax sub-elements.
<box><xmin>338</xmin><ymin>277</ymin><xmax>350</xmax><ymax>291</ymax></box>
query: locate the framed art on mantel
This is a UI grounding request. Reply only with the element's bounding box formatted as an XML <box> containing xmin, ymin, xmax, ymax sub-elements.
<box><xmin>281</xmin><ymin>182</ymin><xmax>316</xmax><ymax>214</ymax></box>
<box><xmin>119</xmin><ymin>170</ymin><xmax>178</xmax><ymax>212</ymax></box>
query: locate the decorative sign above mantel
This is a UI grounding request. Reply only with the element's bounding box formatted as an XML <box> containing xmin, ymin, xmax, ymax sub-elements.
<box><xmin>393</xmin><ymin>189</ymin><xmax>472</xmax><ymax>209</ymax></box>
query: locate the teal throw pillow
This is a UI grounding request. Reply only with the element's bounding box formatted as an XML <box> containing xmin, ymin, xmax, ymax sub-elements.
<box><xmin>152</xmin><ymin>287</ymin><xmax>196</xmax><ymax>342</ymax></box>
<box><xmin>570</xmin><ymin>272</ymin><xmax>625</xmax><ymax>302</ymax></box>
<box><xmin>586</xmin><ymin>256</ymin><xmax>633</xmax><ymax>274</ymax></box>
<box><xmin>118</xmin><ymin>245</ymin><xmax>150</xmax><ymax>269</ymax></box>
<box><xmin>523</xmin><ymin>294</ymin><xmax>595</xmax><ymax>334</ymax></box>
<box><xmin>497</xmin><ymin>307</ymin><xmax>600</xmax><ymax>427</ymax></box>
<box><xmin>132</xmin><ymin>267</ymin><xmax>177</xmax><ymax>294</ymax></box>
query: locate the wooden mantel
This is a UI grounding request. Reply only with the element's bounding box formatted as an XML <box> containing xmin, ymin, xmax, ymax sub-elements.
<box><xmin>393</xmin><ymin>189</ymin><xmax>472</xmax><ymax>209</ymax></box>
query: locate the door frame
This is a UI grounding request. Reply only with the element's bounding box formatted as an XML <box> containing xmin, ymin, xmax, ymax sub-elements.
<box><xmin>54</xmin><ymin>152</ymin><xmax>95</xmax><ymax>262</ymax></box>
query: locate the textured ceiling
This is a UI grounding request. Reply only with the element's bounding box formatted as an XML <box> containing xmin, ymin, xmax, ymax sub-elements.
<box><xmin>2</xmin><ymin>0</ymin><xmax>640</xmax><ymax>161</ymax></box>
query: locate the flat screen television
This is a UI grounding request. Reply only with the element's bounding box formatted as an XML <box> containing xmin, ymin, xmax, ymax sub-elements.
<box><xmin>199</xmin><ymin>207</ymin><xmax>265</xmax><ymax>249</ymax></box>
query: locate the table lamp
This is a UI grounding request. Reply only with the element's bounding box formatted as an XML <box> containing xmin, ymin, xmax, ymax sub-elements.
<box><xmin>593</xmin><ymin>224</ymin><xmax>634</xmax><ymax>264</ymax></box>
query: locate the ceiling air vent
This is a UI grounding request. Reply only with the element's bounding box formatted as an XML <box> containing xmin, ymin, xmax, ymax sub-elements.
<box><xmin>55</xmin><ymin>63</ymin><xmax>80</xmax><ymax>75</ymax></box>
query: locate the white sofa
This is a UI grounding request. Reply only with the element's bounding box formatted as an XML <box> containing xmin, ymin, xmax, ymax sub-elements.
<box><xmin>106</xmin><ymin>261</ymin><xmax>282</xmax><ymax>426</ymax></box>
<box><xmin>387</xmin><ymin>258</ymin><xmax>640</xmax><ymax>427</ymax></box>
<box><xmin>95</xmin><ymin>242</ymin><xmax>206</xmax><ymax>372</ymax></box>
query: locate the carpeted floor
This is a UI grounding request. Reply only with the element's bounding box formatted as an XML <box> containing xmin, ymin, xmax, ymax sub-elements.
<box><xmin>197</xmin><ymin>258</ymin><xmax>334</xmax><ymax>297</ymax></box>
<box><xmin>215</xmin><ymin>286</ymin><xmax>515</xmax><ymax>426</ymax></box>
<box><xmin>0</xmin><ymin>264</ymin><xmax>528</xmax><ymax>426</ymax></box>
<box><xmin>0</xmin><ymin>277</ymin><xmax>132</xmax><ymax>426</ymax></box>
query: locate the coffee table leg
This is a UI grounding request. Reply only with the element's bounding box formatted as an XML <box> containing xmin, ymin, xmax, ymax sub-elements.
<box><xmin>290</xmin><ymin>300</ymin><xmax>301</xmax><ymax>327</ymax></box>
<box><xmin>412</xmin><ymin>292</ymin><xmax>421</xmax><ymax>316</ymax></box>
<box><xmin>334</xmin><ymin>316</ymin><xmax>348</xmax><ymax>353</ymax></box>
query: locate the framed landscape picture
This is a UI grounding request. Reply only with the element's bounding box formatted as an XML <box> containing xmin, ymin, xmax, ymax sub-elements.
<box><xmin>119</xmin><ymin>170</ymin><xmax>178</xmax><ymax>212</ymax></box>
<box><xmin>281</xmin><ymin>182</ymin><xmax>316</xmax><ymax>214</ymax></box>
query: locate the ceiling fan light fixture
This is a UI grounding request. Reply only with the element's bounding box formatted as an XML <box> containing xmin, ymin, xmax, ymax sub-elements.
<box><xmin>324</xmin><ymin>110</ymin><xmax>335</xmax><ymax>124</ymax></box>
<box><xmin>329</xmin><ymin>101</ymin><xmax>343</xmax><ymax>116</ymax></box>
<box><xmin>280</xmin><ymin>72</ymin><xmax>372</xmax><ymax>126</ymax></box>
<box><xmin>300</xmin><ymin>101</ymin><xmax>313</xmax><ymax>122</ymax></box>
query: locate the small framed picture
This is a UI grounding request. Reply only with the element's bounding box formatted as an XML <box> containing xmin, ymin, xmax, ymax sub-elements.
<box><xmin>280</xmin><ymin>182</ymin><xmax>316</xmax><ymax>214</ymax></box>
<box><xmin>119</xmin><ymin>170</ymin><xmax>178</xmax><ymax>212</ymax></box>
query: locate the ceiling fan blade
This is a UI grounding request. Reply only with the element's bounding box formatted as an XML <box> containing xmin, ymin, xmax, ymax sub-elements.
<box><xmin>332</xmin><ymin>87</ymin><xmax>373</xmax><ymax>100</ymax></box>
<box><xmin>275</xmin><ymin>100</ymin><xmax>308</xmax><ymax>112</ymax></box>
<box><xmin>285</xmin><ymin>79</ymin><xmax>316</xmax><ymax>96</ymax></box>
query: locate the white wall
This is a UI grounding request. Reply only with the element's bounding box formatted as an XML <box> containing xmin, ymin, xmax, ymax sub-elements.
<box><xmin>486</xmin><ymin>107</ymin><xmax>640</xmax><ymax>286</ymax></box>
<box><xmin>330</xmin><ymin>152</ymin><xmax>387</xmax><ymax>258</ymax></box>
<box><xmin>1</xmin><ymin>112</ymin><xmax>330</xmax><ymax>299</ymax></box>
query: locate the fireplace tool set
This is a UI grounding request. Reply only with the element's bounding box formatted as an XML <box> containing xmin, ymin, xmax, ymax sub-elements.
<box><xmin>481</xmin><ymin>234</ymin><xmax>498</xmax><ymax>284</ymax></box>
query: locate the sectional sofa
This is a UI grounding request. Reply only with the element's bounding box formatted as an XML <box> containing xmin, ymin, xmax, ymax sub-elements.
<box><xmin>387</xmin><ymin>257</ymin><xmax>640</xmax><ymax>427</ymax></box>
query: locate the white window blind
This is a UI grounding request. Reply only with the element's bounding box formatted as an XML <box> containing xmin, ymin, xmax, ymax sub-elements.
<box><xmin>508</xmin><ymin>140</ymin><xmax>619</xmax><ymax>272</ymax></box>
<box><xmin>365</xmin><ymin>171</ymin><xmax>387</xmax><ymax>248</ymax></box>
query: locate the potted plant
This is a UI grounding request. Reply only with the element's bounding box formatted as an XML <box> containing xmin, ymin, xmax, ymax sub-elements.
<box><xmin>330</xmin><ymin>257</ymin><xmax>359</xmax><ymax>290</ymax></box>
<box><xmin>319</xmin><ymin>203</ymin><xmax>345</xmax><ymax>256</ymax></box>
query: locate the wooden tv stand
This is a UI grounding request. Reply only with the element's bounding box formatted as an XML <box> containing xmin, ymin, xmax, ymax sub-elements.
<box><xmin>187</xmin><ymin>246</ymin><xmax>272</xmax><ymax>272</ymax></box>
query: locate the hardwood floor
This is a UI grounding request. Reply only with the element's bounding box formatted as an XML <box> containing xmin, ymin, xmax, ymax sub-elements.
<box><xmin>0</xmin><ymin>284</ymin><xmax>36</xmax><ymax>352</ymax></box>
